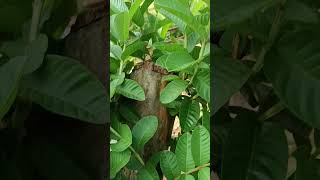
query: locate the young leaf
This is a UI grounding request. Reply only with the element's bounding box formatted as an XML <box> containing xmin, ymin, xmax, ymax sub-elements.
<box><xmin>132</xmin><ymin>116</ymin><xmax>158</xmax><ymax>151</ymax></box>
<box><xmin>191</xmin><ymin>126</ymin><xmax>210</xmax><ymax>166</ymax></box>
<box><xmin>193</xmin><ymin>68</ymin><xmax>210</xmax><ymax>102</ymax></box>
<box><xmin>111</xmin><ymin>122</ymin><xmax>132</xmax><ymax>152</ymax></box>
<box><xmin>160</xmin><ymin>151</ymin><xmax>180</xmax><ymax>180</ymax></box>
<box><xmin>176</xmin><ymin>133</ymin><xmax>195</xmax><ymax>172</ymax></box>
<box><xmin>157</xmin><ymin>51</ymin><xmax>196</xmax><ymax>72</ymax></box>
<box><xmin>0</xmin><ymin>56</ymin><xmax>27</xmax><ymax>121</ymax></box>
<box><xmin>110</xmin><ymin>0</ymin><xmax>128</xmax><ymax>13</ymax></box>
<box><xmin>160</xmin><ymin>79</ymin><xmax>188</xmax><ymax>104</ymax></box>
<box><xmin>19</xmin><ymin>55</ymin><xmax>108</xmax><ymax>124</ymax></box>
<box><xmin>155</xmin><ymin>0</ymin><xmax>207</xmax><ymax>39</ymax></box>
<box><xmin>128</xmin><ymin>0</ymin><xmax>143</xmax><ymax>20</ymax></box>
<box><xmin>179</xmin><ymin>99</ymin><xmax>200</xmax><ymax>132</ymax></box>
<box><xmin>161</xmin><ymin>75</ymin><xmax>180</xmax><ymax>82</ymax></box>
<box><xmin>110</xmin><ymin>11</ymin><xmax>129</xmax><ymax>42</ymax></box>
<box><xmin>116</xmin><ymin>79</ymin><xmax>145</xmax><ymax>101</ymax></box>
<box><xmin>110</xmin><ymin>150</ymin><xmax>131</xmax><ymax>179</ymax></box>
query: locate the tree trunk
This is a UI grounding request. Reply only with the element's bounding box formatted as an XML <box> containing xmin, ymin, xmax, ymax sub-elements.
<box><xmin>131</xmin><ymin>60</ymin><xmax>174</xmax><ymax>160</ymax></box>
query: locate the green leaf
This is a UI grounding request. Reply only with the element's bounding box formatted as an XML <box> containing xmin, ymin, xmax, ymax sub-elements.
<box><xmin>187</xmin><ymin>32</ymin><xmax>200</xmax><ymax>53</ymax></box>
<box><xmin>294</xmin><ymin>148</ymin><xmax>320</xmax><ymax>180</ymax></box>
<box><xmin>129</xmin><ymin>0</ymin><xmax>143</xmax><ymax>20</ymax></box>
<box><xmin>132</xmin><ymin>7</ymin><xmax>145</xmax><ymax>27</ymax></box>
<box><xmin>222</xmin><ymin>112</ymin><xmax>288</xmax><ymax>180</ymax></box>
<box><xmin>193</xmin><ymin>68</ymin><xmax>210</xmax><ymax>102</ymax></box>
<box><xmin>284</xmin><ymin>0</ymin><xmax>319</xmax><ymax>23</ymax></box>
<box><xmin>176</xmin><ymin>133</ymin><xmax>195</xmax><ymax>172</ymax></box>
<box><xmin>213</xmin><ymin>0</ymin><xmax>278</xmax><ymax>30</ymax></box>
<box><xmin>161</xmin><ymin>75</ymin><xmax>180</xmax><ymax>82</ymax></box>
<box><xmin>198</xmin><ymin>167</ymin><xmax>210</xmax><ymax>180</ymax></box>
<box><xmin>110</xmin><ymin>150</ymin><xmax>131</xmax><ymax>179</ymax></box>
<box><xmin>153</xmin><ymin>42</ymin><xmax>185</xmax><ymax>54</ymax></box>
<box><xmin>0</xmin><ymin>34</ymin><xmax>48</xmax><ymax>74</ymax></box>
<box><xmin>160</xmin><ymin>79</ymin><xmax>188</xmax><ymax>104</ymax></box>
<box><xmin>122</xmin><ymin>41</ymin><xmax>146</xmax><ymax>60</ymax></box>
<box><xmin>212</xmin><ymin>56</ymin><xmax>251</xmax><ymax>115</ymax></box>
<box><xmin>116</xmin><ymin>79</ymin><xmax>145</xmax><ymax>101</ymax></box>
<box><xmin>160</xmin><ymin>151</ymin><xmax>180</xmax><ymax>180</ymax></box>
<box><xmin>179</xmin><ymin>174</ymin><xmax>195</xmax><ymax>180</ymax></box>
<box><xmin>264</xmin><ymin>29</ymin><xmax>320</xmax><ymax>129</ymax></box>
<box><xmin>110</xmin><ymin>72</ymin><xmax>125</xmax><ymax>99</ymax></box>
<box><xmin>111</xmin><ymin>11</ymin><xmax>130</xmax><ymax>42</ymax></box>
<box><xmin>202</xmin><ymin>108</ymin><xmax>210</xmax><ymax>131</ymax></box>
<box><xmin>132</xmin><ymin>116</ymin><xmax>158</xmax><ymax>150</ymax></box>
<box><xmin>179</xmin><ymin>99</ymin><xmax>200</xmax><ymax>132</ymax></box>
<box><xmin>110</xmin><ymin>44</ymin><xmax>123</xmax><ymax>60</ymax></box>
<box><xmin>156</xmin><ymin>51</ymin><xmax>196</xmax><ymax>72</ymax></box>
<box><xmin>158</xmin><ymin>8</ymin><xmax>187</xmax><ymax>32</ymax></box>
<box><xmin>111</xmin><ymin>122</ymin><xmax>132</xmax><ymax>152</ymax></box>
<box><xmin>0</xmin><ymin>56</ymin><xmax>27</xmax><ymax>121</ymax></box>
<box><xmin>191</xmin><ymin>126</ymin><xmax>210</xmax><ymax>166</ymax></box>
<box><xmin>19</xmin><ymin>55</ymin><xmax>107</xmax><ymax>124</ymax></box>
<box><xmin>110</xmin><ymin>0</ymin><xmax>128</xmax><ymax>13</ymax></box>
<box><xmin>155</xmin><ymin>0</ymin><xmax>207</xmax><ymax>39</ymax></box>
<box><xmin>137</xmin><ymin>166</ymin><xmax>160</xmax><ymax>180</ymax></box>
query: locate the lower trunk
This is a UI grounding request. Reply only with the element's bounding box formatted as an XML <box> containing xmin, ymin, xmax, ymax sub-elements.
<box><xmin>131</xmin><ymin>60</ymin><xmax>174</xmax><ymax>160</ymax></box>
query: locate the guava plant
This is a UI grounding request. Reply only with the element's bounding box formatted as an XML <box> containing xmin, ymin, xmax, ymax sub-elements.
<box><xmin>213</xmin><ymin>0</ymin><xmax>320</xmax><ymax>179</ymax></box>
<box><xmin>109</xmin><ymin>0</ymin><xmax>210</xmax><ymax>179</ymax></box>
<box><xmin>0</xmin><ymin>0</ymin><xmax>107</xmax><ymax>179</ymax></box>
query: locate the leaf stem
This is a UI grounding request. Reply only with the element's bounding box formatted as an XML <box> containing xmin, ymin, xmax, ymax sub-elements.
<box><xmin>110</xmin><ymin>127</ymin><xmax>145</xmax><ymax>166</ymax></box>
<box><xmin>184</xmin><ymin>32</ymin><xmax>188</xmax><ymax>49</ymax></box>
<box><xmin>258</xmin><ymin>102</ymin><xmax>285</xmax><ymax>122</ymax></box>
<box><xmin>252</xmin><ymin>1</ymin><xmax>286</xmax><ymax>73</ymax></box>
<box><xmin>183</xmin><ymin>163</ymin><xmax>210</xmax><ymax>175</ymax></box>
<box><xmin>188</xmin><ymin>40</ymin><xmax>206</xmax><ymax>85</ymax></box>
<box><xmin>29</xmin><ymin>0</ymin><xmax>43</xmax><ymax>42</ymax></box>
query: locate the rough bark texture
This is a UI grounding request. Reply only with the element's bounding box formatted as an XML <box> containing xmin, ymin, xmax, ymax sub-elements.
<box><xmin>131</xmin><ymin>60</ymin><xmax>174</xmax><ymax>160</ymax></box>
<box><xmin>63</xmin><ymin>2</ymin><xmax>108</xmax><ymax>179</ymax></box>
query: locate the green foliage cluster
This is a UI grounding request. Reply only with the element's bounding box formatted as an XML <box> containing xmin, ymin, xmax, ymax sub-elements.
<box><xmin>213</xmin><ymin>0</ymin><xmax>320</xmax><ymax>179</ymax></box>
<box><xmin>110</xmin><ymin>0</ymin><xmax>210</xmax><ymax>179</ymax></box>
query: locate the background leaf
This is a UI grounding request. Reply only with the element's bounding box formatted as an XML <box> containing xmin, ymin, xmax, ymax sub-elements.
<box><xmin>222</xmin><ymin>112</ymin><xmax>288</xmax><ymax>180</ymax></box>
<box><xmin>110</xmin><ymin>11</ymin><xmax>130</xmax><ymax>42</ymax></box>
<box><xmin>0</xmin><ymin>56</ymin><xmax>26</xmax><ymax>121</ymax></box>
<box><xmin>110</xmin><ymin>150</ymin><xmax>131</xmax><ymax>179</ymax></box>
<box><xmin>19</xmin><ymin>55</ymin><xmax>107</xmax><ymax>124</ymax></box>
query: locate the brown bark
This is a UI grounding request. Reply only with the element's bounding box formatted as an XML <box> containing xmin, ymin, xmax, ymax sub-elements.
<box><xmin>131</xmin><ymin>60</ymin><xmax>174</xmax><ymax>160</ymax></box>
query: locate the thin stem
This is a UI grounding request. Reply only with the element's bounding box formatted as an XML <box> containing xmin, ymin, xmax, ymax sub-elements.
<box><xmin>252</xmin><ymin>1</ymin><xmax>285</xmax><ymax>73</ymax></box>
<box><xmin>184</xmin><ymin>32</ymin><xmax>188</xmax><ymax>49</ymax></box>
<box><xmin>29</xmin><ymin>0</ymin><xmax>43</xmax><ymax>42</ymax></box>
<box><xmin>188</xmin><ymin>40</ymin><xmax>206</xmax><ymax>85</ymax></box>
<box><xmin>110</xmin><ymin>127</ymin><xmax>145</xmax><ymax>166</ymax></box>
<box><xmin>183</xmin><ymin>163</ymin><xmax>210</xmax><ymax>175</ymax></box>
<box><xmin>258</xmin><ymin>102</ymin><xmax>285</xmax><ymax>122</ymax></box>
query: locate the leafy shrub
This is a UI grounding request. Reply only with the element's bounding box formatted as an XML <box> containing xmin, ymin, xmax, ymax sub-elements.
<box><xmin>213</xmin><ymin>0</ymin><xmax>320</xmax><ymax>179</ymax></box>
<box><xmin>109</xmin><ymin>0</ymin><xmax>210</xmax><ymax>179</ymax></box>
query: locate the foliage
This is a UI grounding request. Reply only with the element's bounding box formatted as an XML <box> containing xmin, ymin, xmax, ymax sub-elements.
<box><xmin>0</xmin><ymin>0</ymin><xmax>107</xmax><ymax>179</ymax></box>
<box><xmin>213</xmin><ymin>0</ymin><xmax>320</xmax><ymax>179</ymax></box>
<box><xmin>109</xmin><ymin>0</ymin><xmax>210</xmax><ymax>179</ymax></box>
